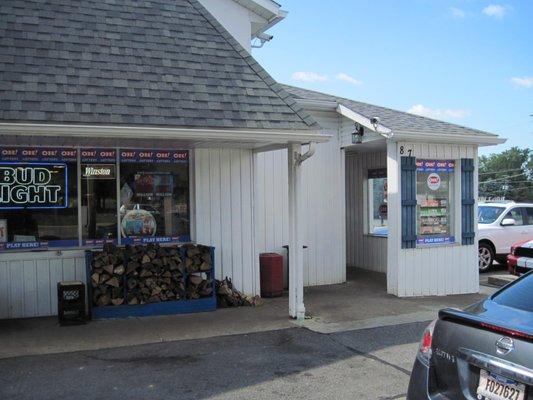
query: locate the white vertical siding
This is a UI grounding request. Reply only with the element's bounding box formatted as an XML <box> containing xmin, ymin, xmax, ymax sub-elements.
<box><xmin>195</xmin><ymin>148</ymin><xmax>257</xmax><ymax>295</ymax></box>
<box><xmin>345</xmin><ymin>151</ymin><xmax>388</xmax><ymax>273</ymax></box>
<box><xmin>254</xmin><ymin>111</ymin><xmax>346</xmax><ymax>287</ymax></box>
<box><xmin>387</xmin><ymin>141</ymin><xmax>479</xmax><ymax>296</ymax></box>
<box><xmin>0</xmin><ymin>250</ymin><xmax>86</xmax><ymax>319</ymax></box>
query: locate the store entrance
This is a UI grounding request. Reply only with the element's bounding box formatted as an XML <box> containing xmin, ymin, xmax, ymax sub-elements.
<box><xmin>344</xmin><ymin>145</ymin><xmax>388</xmax><ymax>288</ymax></box>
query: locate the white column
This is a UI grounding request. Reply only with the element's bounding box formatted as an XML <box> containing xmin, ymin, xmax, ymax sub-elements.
<box><xmin>386</xmin><ymin>141</ymin><xmax>399</xmax><ymax>296</ymax></box>
<box><xmin>288</xmin><ymin>143</ymin><xmax>305</xmax><ymax>320</ymax></box>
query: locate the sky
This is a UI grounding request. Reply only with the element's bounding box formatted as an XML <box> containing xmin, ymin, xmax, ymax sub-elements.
<box><xmin>252</xmin><ymin>0</ymin><xmax>533</xmax><ymax>155</ymax></box>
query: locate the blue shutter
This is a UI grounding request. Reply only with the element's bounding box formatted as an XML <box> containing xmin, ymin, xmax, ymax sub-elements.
<box><xmin>461</xmin><ymin>158</ymin><xmax>475</xmax><ymax>245</ymax></box>
<box><xmin>401</xmin><ymin>156</ymin><xmax>417</xmax><ymax>249</ymax></box>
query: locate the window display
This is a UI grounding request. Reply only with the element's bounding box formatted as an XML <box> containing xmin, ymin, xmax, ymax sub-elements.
<box><xmin>0</xmin><ymin>146</ymin><xmax>190</xmax><ymax>251</ymax></box>
<box><xmin>81</xmin><ymin>149</ymin><xmax>118</xmax><ymax>246</ymax></box>
<box><xmin>0</xmin><ymin>148</ymin><xmax>78</xmax><ymax>250</ymax></box>
<box><xmin>416</xmin><ymin>159</ymin><xmax>455</xmax><ymax>245</ymax></box>
<box><xmin>119</xmin><ymin>150</ymin><xmax>190</xmax><ymax>244</ymax></box>
<box><xmin>367</xmin><ymin>168</ymin><xmax>388</xmax><ymax>236</ymax></box>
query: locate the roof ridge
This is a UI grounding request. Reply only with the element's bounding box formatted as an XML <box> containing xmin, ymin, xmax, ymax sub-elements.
<box><xmin>189</xmin><ymin>0</ymin><xmax>319</xmax><ymax>130</ymax></box>
<box><xmin>281</xmin><ymin>84</ymin><xmax>496</xmax><ymax>136</ymax></box>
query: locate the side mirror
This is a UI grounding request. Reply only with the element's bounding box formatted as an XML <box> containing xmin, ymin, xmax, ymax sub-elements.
<box><xmin>501</xmin><ymin>218</ymin><xmax>516</xmax><ymax>226</ymax></box>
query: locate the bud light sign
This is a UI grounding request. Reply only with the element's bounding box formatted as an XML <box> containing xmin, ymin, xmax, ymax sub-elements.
<box><xmin>0</xmin><ymin>163</ymin><xmax>68</xmax><ymax>209</ymax></box>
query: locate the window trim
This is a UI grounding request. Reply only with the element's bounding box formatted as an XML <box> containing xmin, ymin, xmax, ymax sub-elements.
<box><xmin>365</xmin><ymin>168</ymin><xmax>388</xmax><ymax>237</ymax></box>
<box><xmin>414</xmin><ymin>159</ymin><xmax>459</xmax><ymax>247</ymax></box>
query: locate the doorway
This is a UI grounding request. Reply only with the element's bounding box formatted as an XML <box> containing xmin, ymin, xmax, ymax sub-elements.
<box><xmin>345</xmin><ymin>147</ymin><xmax>388</xmax><ymax>284</ymax></box>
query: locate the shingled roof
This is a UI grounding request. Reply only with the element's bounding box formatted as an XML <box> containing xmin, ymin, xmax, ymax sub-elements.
<box><xmin>283</xmin><ymin>85</ymin><xmax>498</xmax><ymax>137</ymax></box>
<box><xmin>0</xmin><ymin>0</ymin><xmax>317</xmax><ymax>131</ymax></box>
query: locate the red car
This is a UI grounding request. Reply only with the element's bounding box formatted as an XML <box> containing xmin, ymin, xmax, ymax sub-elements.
<box><xmin>507</xmin><ymin>239</ymin><xmax>533</xmax><ymax>276</ymax></box>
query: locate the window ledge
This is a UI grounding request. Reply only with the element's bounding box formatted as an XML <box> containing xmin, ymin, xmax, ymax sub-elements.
<box><xmin>364</xmin><ymin>234</ymin><xmax>388</xmax><ymax>239</ymax></box>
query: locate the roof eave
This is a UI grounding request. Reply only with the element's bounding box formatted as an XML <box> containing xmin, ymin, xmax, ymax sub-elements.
<box><xmin>293</xmin><ymin>99</ymin><xmax>505</xmax><ymax>146</ymax></box>
<box><xmin>392</xmin><ymin>130</ymin><xmax>506</xmax><ymax>146</ymax></box>
<box><xmin>0</xmin><ymin>122</ymin><xmax>330</xmax><ymax>146</ymax></box>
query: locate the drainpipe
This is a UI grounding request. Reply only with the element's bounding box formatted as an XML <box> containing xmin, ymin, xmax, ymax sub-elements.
<box><xmin>288</xmin><ymin>142</ymin><xmax>316</xmax><ymax>320</ymax></box>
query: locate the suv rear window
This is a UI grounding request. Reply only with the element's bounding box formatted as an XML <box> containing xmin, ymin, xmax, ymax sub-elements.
<box><xmin>493</xmin><ymin>273</ymin><xmax>533</xmax><ymax>312</ymax></box>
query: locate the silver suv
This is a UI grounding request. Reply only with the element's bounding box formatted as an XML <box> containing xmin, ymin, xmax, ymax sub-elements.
<box><xmin>478</xmin><ymin>202</ymin><xmax>533</xmax><ymax>271</ymax></box>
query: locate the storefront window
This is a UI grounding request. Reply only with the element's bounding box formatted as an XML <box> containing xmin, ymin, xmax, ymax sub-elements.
<box><xmin>81</xmin><ymin>149</ymin><xmax>118</xmax><ymax>245</ymax></box>
<box><xmin>0</xmin><ymin>147</ymin><xmax>191</xmax><ymax>251</ymax></box>
<box><xmin>367</xmin><ymin>168</ymin><xmax>388</xmax><ymax>236</ymax></box>
<box><xmin>416</xmin><ymin>159</ymin><xmax>455</xmax><ymax>245</ymax></box>
<box><xmin>0</xmin><ymin>148</ymin><xmax>78</xmax><ymax>249</ymax></box>
<box><xmin>119</xmin><ymin>150</ymin><xmax>190</xmax><ymax>244</ymax></box>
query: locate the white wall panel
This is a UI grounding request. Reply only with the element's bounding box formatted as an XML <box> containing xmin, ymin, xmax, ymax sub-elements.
<box><xmin>387</xmin><ymin>141</ymin><xmax>479</xmax><ymax>296</ymax></box>
<box><xmin>195</xmin><ymin>148</ymin><xmax>257</xmax><ymax>295</ymax></box>
<box><xmin>254</xmin><ymin>111</ymin><xmax>346</xmax><ymax>287</ymax></box>
<box><xmin>198</xmin><ymin>0</ymin><xmax>253</xmax><ymax>52</ymax></box>
<box><xmin>0</xmin><ymin>250</ymin><xmax>86</xmax><ymax>319</ymax></box>
<box><xmin>345</xmin><ymin>151</ymin><xmax>388</xmax><ymax>273</ymax></box>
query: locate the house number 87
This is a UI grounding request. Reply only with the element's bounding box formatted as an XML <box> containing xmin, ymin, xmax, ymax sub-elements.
<box><xmin>400</xmin><ymin>146</ymin><xmax>412</xmax><ymax>156</ymax></box>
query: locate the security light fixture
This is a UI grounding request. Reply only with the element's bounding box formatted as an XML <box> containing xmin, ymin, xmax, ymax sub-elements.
<box><xmin>352</xmin><ymin>123</ymin><xmax>364</xmax><ymax>144</ymax></box>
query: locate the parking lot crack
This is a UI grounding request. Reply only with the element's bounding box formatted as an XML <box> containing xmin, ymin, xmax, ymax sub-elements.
<box><xmin>324</xmin><ymin>333</ymin><xmax>412</xmax><ymax>376</ymax></box>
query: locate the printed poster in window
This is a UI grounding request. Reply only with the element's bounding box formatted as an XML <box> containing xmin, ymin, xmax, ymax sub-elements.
<box><xmin>134</xmin><ymin>173</ymin><xmax>173</xmax><ymax>198</ymax></box>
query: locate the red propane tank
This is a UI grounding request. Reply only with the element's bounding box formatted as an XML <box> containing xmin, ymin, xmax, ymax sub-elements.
<box><xmin>259</xmin><ymin>253</ymin><xmax>283</xmax><ymax>298</ymax></box>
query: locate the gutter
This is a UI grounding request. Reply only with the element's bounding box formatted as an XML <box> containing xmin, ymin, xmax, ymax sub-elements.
<box><xmin>252</xmin><ymin>9</ymin><xmax>288</xmax><ymax>40</ymax></box>
<box><xmin>392</xmin><ymin>131</ymin><xmax>507</xmax><ymax>146</ymax></box>
<box><xmin>0</xmin><ymin>123</ymin><xmax>331</xmax><ymax>145</ymax></box>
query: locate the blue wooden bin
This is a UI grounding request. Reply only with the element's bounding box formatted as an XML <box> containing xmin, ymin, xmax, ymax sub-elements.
<box><xmin>85</xmin><ymin>244</ymin><xmax>216</xmax><ymax>319</ymax></box>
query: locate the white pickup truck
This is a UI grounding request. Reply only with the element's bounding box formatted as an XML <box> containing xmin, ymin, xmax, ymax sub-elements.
<box><xmin>478</xmin><ymin>202</ymin><xmax>533</xmax><ymax>271</ymax></box>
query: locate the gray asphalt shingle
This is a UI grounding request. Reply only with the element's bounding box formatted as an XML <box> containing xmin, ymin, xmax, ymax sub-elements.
<box><xmin>0</xmin><ymin>0</ymin><xmax>317</xmax><ymax>131</ymax></box>
<box><xmin>283</xmin><ymin>85</ymin><xmax>497</xmax><ymax>137</ymax></box>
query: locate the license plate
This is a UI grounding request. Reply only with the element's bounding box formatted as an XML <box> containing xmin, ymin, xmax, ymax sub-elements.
<box><xmin>477</xmin><ymin>369</ymin><xmax>526</xmax><ymax>400</ymax></box>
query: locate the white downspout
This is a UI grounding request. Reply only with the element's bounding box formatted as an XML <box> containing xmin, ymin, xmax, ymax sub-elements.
<box><xmin>288</xmin><ymin>142</ymin><xmax>316</xmax><ymax>320</ymax></box>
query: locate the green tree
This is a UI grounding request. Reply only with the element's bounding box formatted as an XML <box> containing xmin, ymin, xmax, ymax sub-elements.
<box><xmin>479</xmin><ymin>147</ymin><xmax>533</xmax><ymax>202</ymax></box>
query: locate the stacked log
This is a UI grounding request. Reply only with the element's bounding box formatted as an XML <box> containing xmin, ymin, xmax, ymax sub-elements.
<box><xmin>90</xmin><ymin>243</ymin><xmax>126</xmax><ymax>307</ymax></box>
<box><xmin>124</xmin><ymin>244</ymin><xmax>185</xmax><ymax>305</ymax></box>
<box><xmin>183</xmin><ymin>244</ymin><xmax>213</xmax><ymax>273</ymax></box>
<box><xmin>183</xmin><ymin>244</ymin><xmax>213</xmax><ymax>300</ymax></box>
<box><xmin>89</xmin><ymin>243</ymin><xmax>214</xmax><ymax>307</ymax></box>
<box><xmin>216</xmin><ymin>277</ymin><xmax>262</xmax><ymax>308</ymax></box>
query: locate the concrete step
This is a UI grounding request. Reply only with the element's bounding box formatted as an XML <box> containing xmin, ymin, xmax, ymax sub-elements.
<box><xmin>487</xmin><ymin>274</ymin><xmax>517</xmax><ymax>288</ymax></box>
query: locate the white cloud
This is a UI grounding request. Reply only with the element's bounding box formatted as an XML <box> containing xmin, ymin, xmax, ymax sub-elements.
<box><xmin>336</xmin><ymin>73</ymin><xmax>363</xmax><ymax>85</ymax></box>
<box><xmin>510</xmin><ymin>76</ymin><xmax>533</xmax><ymax>88</ymax></box>
<box><xmin>408</xmin><ymin>104</ymin><xmax>470</xmax><ymax>120</ymax></box>
<box><xmin>482</xmin><ymin>4</ymin><xmax>507</xmax><ymax>19</ymax></box>
<box><xmin>291</xmin><ymin>71</ymin><xmax>328</xmax><ymax>82</ymax></box>
<box><xmin>450</xmin><ymin>7</ymin><xmax>466</xmax><ymax>18</ymax></box>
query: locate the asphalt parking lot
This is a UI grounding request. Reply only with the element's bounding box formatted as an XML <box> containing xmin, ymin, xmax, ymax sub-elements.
<box><xmin>0</xmin><ymin>321</ymin><xmax>428</xmax><ymax>400</ymax></box>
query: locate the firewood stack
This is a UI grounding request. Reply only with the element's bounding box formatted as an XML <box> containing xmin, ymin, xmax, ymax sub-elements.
<box><xmin>183</xmin><ymin>244</ymin><xmax>214</xmax><ymax>300</ymax></box>
<box><xmin>90</xmin><ymin>243</ymin><xmax>126</xmax><ymax>307</ymax></box>
<box><xmin>216</xmin><ymin>277</ymin><xmax>262</xmax><ymax>308</ymax></box>
<box><xmin>124</xmin><ymin>244</ymin><xmax>186</xmax><ymax>305</ymax></box>
<box><xmin>89</xmin><ymin>243</ymin><xmax>215</xmax><ymax>307</ymax></box>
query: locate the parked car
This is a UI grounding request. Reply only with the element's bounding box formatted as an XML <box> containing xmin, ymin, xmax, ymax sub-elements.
<box><xmin>508</xmin><ymin>239</ymin><xmax>533</xmax><ymax>276</ymax></box>
<box><xmin>407</xmin><ymin>272</ymin><xmax>533</xmax><ymax>399</ymax></box>
<box><xmin>478</xmin><ymin>202</ymin><xmax>533</xmax><ymax>272</ymax></box>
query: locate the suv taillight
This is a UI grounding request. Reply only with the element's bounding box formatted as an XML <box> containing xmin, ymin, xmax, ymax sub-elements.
<box><xmin>418</xmin><ymin>319</ymin><xmax>437</xmax><ymax>364</ymax></box>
